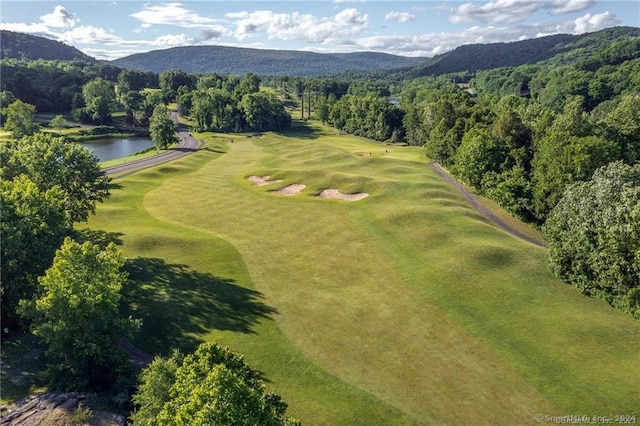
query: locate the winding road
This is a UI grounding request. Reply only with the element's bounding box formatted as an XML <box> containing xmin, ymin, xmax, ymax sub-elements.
<box><xmin>103</xmin><ymin>112</ymin><xmax>202</xmax><ymax>178</ymax></box>
<box><xmin>428</xmin><ymin>161</ymin><xmax>545</xmax><ymax>247</ymax></box>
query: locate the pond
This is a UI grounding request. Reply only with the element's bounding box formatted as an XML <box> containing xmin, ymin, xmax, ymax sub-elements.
<box><xmin>79</xmin><ymin>138</ymin><xmax>154</xmax><ymax>162</ymax></box>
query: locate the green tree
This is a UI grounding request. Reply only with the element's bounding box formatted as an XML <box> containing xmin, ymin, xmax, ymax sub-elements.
<box><xmin>542</xmin><ymin>161</ymin><xmax>640</xmax><ymax>319</ymax></box>
<box><xmin>0</xmin><ymin>175</ymin><xmax>67</xmax><ymax>331</ymax></box>
<box><xmin>149</xmin><ymin>104</ymin><xmax>177</xmax><ymax>150</ymax></box>
<box><xmin>139</xmin><ymin>91</ymin><xmax>164</xmax><ymax>126</ymax></box>
<box><xmin>131</xmin><ymin>351</ymin><xmax>183</xmax><ymax>426</ymax></box>
<box><xmin>159</xmin><ymin>69</ymin><xmax>196</xmax><ymax>103</ymax></box>
<box><xmin>316</xmin><ymin>96</ymin><xmax>331</xmax><ymax>125</ymax></box>
<box><xmin>453</xmin><ymin>127</ymin><xmax>502</xmax><ymax>189</ymax></box>
<box><xmin>531</xmin><ymin>131</ymin><xmax>619</xmax><ymax>221</ymax></box>
<box><xmin>481</xmin><ymin>166</ymin><xmax>533</xmax><ymax>221</ymax></box>
<box><xmin>132</xmin><ymin>342</ymin><xmax>299</xmax><ymax>426</ymax></box>
<box><xmin>241</xmin><ymin>92</ymin><xmax>273</xmax><ymax>132</ymax></box>
<box><xmin>3</xmin><ymin>99</ymin><xmax>39</xmax><ymax>138</ymax></box>
<box><xmin>602</xmin><ymin>94</ymin><xmax>640</xmax><ymax>163</ymax></box>
<box><xmin>82</xmin><ymin>78</ymin><xmax>116</xmax><ymax>124</ymax></box>
<box><xmin>49</xmin><ymin>114</ymin><xmax>67</xmax><ymax>135</ymax></box>
<box><xmin>18</xmin><ymin>238</ymin><xmax>140</xmax><ymax>390</ymax></box>
<box><xmin>0</xmin><ymin>133</ymin><xmax>110</xmax><ymax>224</ymax></box>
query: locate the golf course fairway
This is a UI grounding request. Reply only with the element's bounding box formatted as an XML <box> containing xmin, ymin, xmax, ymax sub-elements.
<box><xmin>84</xmin><ymin>121</ymin><xmax>640</xmax><ymax>425</ymax></box>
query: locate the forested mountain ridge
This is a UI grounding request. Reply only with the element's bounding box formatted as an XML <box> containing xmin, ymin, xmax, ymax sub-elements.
<box><xmin>109</xmin><ymin>45</ymin><xmax>427</xmax><ymax>76</ymax></box>
<box><xmin>415</xmin><ymin>26</ymin><xmax>640</xmax><ymax>76</ymax></box>
<box><xmin>0</xmin><ymin>30</ymin><xmax>95</xmax><ymax>62</ymax></box>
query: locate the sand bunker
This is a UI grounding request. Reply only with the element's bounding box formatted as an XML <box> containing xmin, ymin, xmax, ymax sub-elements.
<box><xmin>273</xmin><ymin>184</ymin><xmax>306</xmax><ymax>195</ymax></box>
<box><xmin>247</xmin><ymin>175</ymin><xmax>283</xmax><ymax>187</ymax></box>
<box><xmin>316</xmin><ymin>189</ymin><xmax>369</xmax><ymax>201</ymax></box>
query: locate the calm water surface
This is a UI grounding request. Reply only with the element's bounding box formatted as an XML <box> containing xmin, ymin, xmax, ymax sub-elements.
<box><xmin>80</xmin><ymin>138</ymin><xmax>154</xmax><ymax>162</ymax></box>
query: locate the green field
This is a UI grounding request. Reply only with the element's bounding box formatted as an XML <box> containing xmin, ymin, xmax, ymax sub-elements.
<box><xmin>83</xmin><ymin>121</ymin><xmax>640</xmax><ymax>425</ymax></box>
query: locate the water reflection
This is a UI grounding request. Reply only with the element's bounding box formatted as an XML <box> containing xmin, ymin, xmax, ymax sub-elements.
<box><xmin>80</xmin><ymin>138</ymin><xmax>154</xmax><ymax>162</ymax></box>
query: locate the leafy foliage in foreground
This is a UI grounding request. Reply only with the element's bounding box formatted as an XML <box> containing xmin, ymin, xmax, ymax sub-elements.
<box><xmin>0</xmin><ymin>176</ymin><xmax>67</xmax><ymax>331</ymax></box>
<box><xmin>19</xmin><ymin>238</ymin><xmax>140</xmax><ymax>391</ymax></box>
<box><xmin>543</xmin><ymin>162</ymin><xmax>640</xmax><ymax>318</ymax></box>
<box><xmin>132</xmin><ymin>342</ymin><xmax>299</xmax><ymax>426</ymax></box>
<box><xmin>0</xmin><ymin>133</ymin><xmax>110</xmax><ymax>224</ymax></box>
<box><xmin>2</xmin><ymin>99</ymin><xmax>39</xmax><ymax>138</ymax></box>
<box><xmin>1</xmin><ymin>134</ymin><xmax>111</xmax><ymax>330</ymax></box>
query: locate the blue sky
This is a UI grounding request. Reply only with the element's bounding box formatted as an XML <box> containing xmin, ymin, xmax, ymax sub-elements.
<box><xmin>1</xmin><ymin>1</ymin><xmax>638</xmax><ymax>60</ymax></box>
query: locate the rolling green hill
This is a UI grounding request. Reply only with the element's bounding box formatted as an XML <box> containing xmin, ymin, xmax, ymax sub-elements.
<box><xmin>414</xmin><ymin>26</ymin><xmax>640</xmax><ymax>76</ymax></box>
<box><xmin>0</xmin><ymin>30</ymin><xmax>95</xmax><ymax>62</ymax></box>
<box><xmin>109</xmin><ymin>45</ymin><xmax>426</xmax><ymax>76</ymax></box>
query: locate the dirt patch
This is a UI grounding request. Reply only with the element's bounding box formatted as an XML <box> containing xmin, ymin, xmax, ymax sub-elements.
<box><xmin>316</xmin><ymin>189</ymin><xmax>369</xmax><ymax>201</ymax></box>
<box><xmin>272</xmin><ymin>184</ymin><xmax>305</xmax><ymax>196</ymax></box>
<box><xmin>247</xmin><ymin>175</ymin><xmax>282</xmax><ymax>187</ymax></box>
<box><xmin>0</xmin><ymin>392</ymin><xmax>126</xmax><ymax>426</ymax></box>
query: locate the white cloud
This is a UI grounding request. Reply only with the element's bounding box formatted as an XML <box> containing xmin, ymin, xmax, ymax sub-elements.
<box><xmin>40</xmin><ymin>5</ymin><xmax>77</xmax><ymax>28</ymax></box>
<box><xmin>154</xmin><ymin>33</ymin><xmax>192</xmax><ymax>47</ymax></box>
<box><xmin>81</xmin><ymin>48</ymin><xmax>139</xmax><ymax>61</ymax></box>
<box><xmin>57</xmin><ymin>26</ymin><xmax>126</xmax><ymax>45</ymax></box>
<box><xmin>335</xmin><ymin>8</ymin><xmax>368</xmax><ymax>25</ymax></box>
<box><xmin>450</xmin><ymin>0</ymin><xmax>598</xmax><ymax>25</ymax></box>
<box><xmin>450</xmin><ymin>0</ymin><xmax>540</xmax><ymax>25</ymax></box>
<box><xmin>196</xmin><ymin>27</ymin><xmax>230</xmax><ymax>42</ymax></box>
<box><xmin>385</xmin><ymin>11</ymin><xmax>416</xmax><ymax>23</ymax></box>
<box><xmin>0</xmin><ymin>22</ymin><xmax>53</xmax><ymax>35</ymax></box>
<box><xmin>131</xmin><ymin>2</ymin><xmax>216</xmax><ymax>28</ymax></box>
<box><xmin>548</xmin><ymin>0</ymin><xmax>595</xmax><ymax>15</ymax></box>
<box><xmin>572</xmin><ymin>11</ymin><xmax>620</xmax><ymax>33</ymax></box>
<box><xmin>229</xmin><ymin>8</ymin><xmax>368</xmax><ymax>44</ymax></box>
<box><xmin>356</xmin><ymin>11</ymin><xmax>620</xmax><ymax>57</ymax></box>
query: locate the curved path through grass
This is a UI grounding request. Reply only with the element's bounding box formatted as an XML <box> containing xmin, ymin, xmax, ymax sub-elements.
<box><xmin>103</xmin><ymin>112</ymin><xmax>202</xmax><ymax>178</ymax></box>
<box><xmin>427</xmin><ymin>161</ymin><xmax>545</xmax><ymax>247</ymax></box>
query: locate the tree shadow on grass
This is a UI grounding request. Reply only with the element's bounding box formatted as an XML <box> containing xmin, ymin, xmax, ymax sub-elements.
<box><xmin>122</xmin><ymin>257</ymin><xmax>278</xmax><ymax>356</ymax></box>
<box><xmin>280</xmin><ymin>120</ymin><xmax>321</xmax><ymax>140</ymax></box>
<box><xmin>74</xmin><ymin>228</ymin><xmax>124</xmax><ymax>248</ymax></box>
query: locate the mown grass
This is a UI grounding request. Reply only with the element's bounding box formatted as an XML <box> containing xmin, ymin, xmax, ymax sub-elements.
<box><xmin>81</xmin><ymin>121</ymin><xmax>640</xmax><ymax>424</ymax></box>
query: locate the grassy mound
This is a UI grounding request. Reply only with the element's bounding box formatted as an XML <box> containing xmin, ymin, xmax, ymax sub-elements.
<box><xmin>79</xmin><ymin>122</ymin><xmax>640</xmax><ymax>424</ymax></box>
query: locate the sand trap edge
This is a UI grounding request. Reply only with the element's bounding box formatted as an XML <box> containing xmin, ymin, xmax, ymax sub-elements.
<box><xmin>315</xmin><ymin>189</ymin><xmax>369</xmax><ymax>201</ymax></box>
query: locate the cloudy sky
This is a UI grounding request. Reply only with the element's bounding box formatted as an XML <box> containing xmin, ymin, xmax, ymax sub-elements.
<box><xmin>1</xmin><ymin>1</ymin><xmax>638</xmax><ymax>60</ymax></box>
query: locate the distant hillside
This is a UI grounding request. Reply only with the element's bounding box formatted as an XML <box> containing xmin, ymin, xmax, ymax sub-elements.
<box><xmin>0</xmin><ymin>30</ymin><xmax>95</xmax><ymax>62</ymax></box>
<box><xmin>109</xmin><ymin>45</ymin><xmax>426</xmax><ymax>76</ymax></box>
<box><xmin>415</xmin><ymin>26</ymin><xmax>640</xmax><ymax>76</ymax></box>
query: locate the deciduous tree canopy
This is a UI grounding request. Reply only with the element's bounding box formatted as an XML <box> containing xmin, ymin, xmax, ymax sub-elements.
<box><xmin>131</xmin><ymin>342</ymin><xmax>299</xmax><ymax>426</ymax></box>
<box><xmin>543</xmin><ymin>161</ymin><xmax>640</xmax><ymax>319</ymax></box>
<box><xmin>19</xmin><ymin>238</ymin><xmax>140</xmax><ymax>390</ymax></box>
<box><xmin>0</xmin><ymin>133</ymin><xmax>110</xmax><ymax>224</ymax></box>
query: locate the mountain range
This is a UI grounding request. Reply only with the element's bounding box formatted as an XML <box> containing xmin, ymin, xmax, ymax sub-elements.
<box><xmin>2</xmin><ymin>27</ymin><xmax>639</xmax><ymax>77</ymax></box>
<box><xmin>414</xmin><ymin>26</ymin><xmax>640</xmax><ymax>76</ymax></box>
<box><xmin>0</xmin><ymin>30</ymin><xmax>95</xmax><ymax>62</ymax></box>
<box><xmin>109</xmin><ymin>45</ymin><xmax>426</xmax><ymax>76</ymax></box>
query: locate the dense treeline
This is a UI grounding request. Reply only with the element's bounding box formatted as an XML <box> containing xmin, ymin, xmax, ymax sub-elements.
<box><xmin>542</xmin><ymin>161</ymin><xmax>640</xmax><ymax>319</ymax></box>
<box><xmin>396</xmin><ymin>36</ymin><xmax>640</xmax><ymax>225</ymax></box>
<box><xmin>183</xmin><ymin>71</ymin><xmax>291</xmax><ymax>133</ymax></box>
<box><xmin>0</xmin><ymin>59</ymin><xmax>121</xmax><ymax>113</ymax></box>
